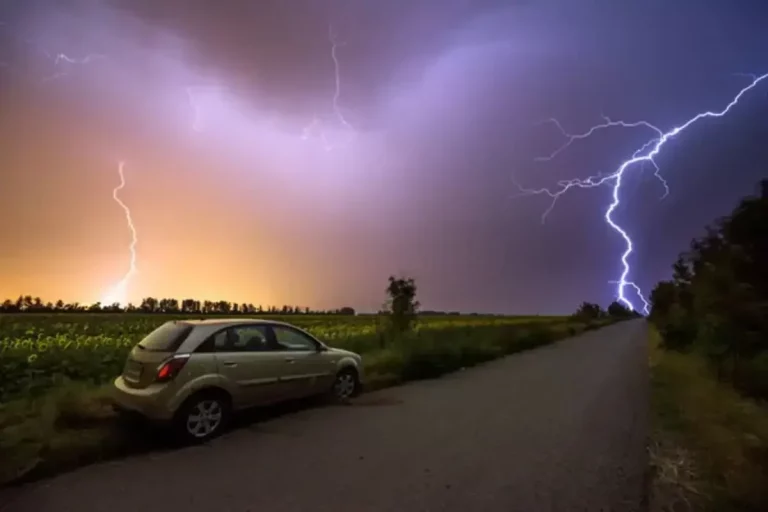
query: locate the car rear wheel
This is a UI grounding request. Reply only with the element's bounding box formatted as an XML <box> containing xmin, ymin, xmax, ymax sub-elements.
<box><xmin>174</xmin><ymin>390</ymin><xmax>231</xmax><ymax>443</ymax></box>
<box><xmin>332</xmin><ymin>368</ymin><xmax>360</xmax><ymax>402</ymax></box>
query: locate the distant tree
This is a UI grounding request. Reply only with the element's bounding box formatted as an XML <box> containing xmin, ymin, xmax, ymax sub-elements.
<box><xmin>607</xmin><ymin>301</ymin><xmax>634</xmax><ymax>319</ymax></box>
<box><xmin>2</xmin><ymin>293</ymin><xmax>346</xmax><ymax>321</ymax></box>
<box><xmin>216</xmin><ymin>300</ymin><xmax>231</xmax><ymax>314</ymax></box>
<box><xmin>158</xmin><ymin>298</ymin><xmax>177</xmax><ymax>313</ymax></box>
<box><xmin>140</xmin><ymin>297</ymin><xmax>158</xmax><ymax>313</ymax></box>
<box><xmin>573</xmin><ymin>302</ymin><xmax>604</xmax><ymax>321</ymax></box>
<box><xmin>102</xmin><ymin>302</ymin><xmax>122</xmax><ymax>312</ymax></box>
<box><xmin>385</xmin><ymin>275</ymin><xmax>419</xmax><ymax>334</ymax></box>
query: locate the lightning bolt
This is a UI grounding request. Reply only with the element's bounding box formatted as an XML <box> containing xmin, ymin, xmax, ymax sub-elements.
<box><xmin>0</xmin><ymin>23</ymin><xmax>106</xmax><ymax>82</ymax></box>
<box><xmin>301</xmin><ymin>24</ymin><xmax>355</xmax><ymax>151</ymax></box>
<box><xmin>517</xmin><ymin>72</ymin><xmax>768</xmax><ymax>315</ymax></box>
<box><xmin>329</xmin><ymin>25</ymin><xmax>353</xmax><ymax>134</ymax></box>
<box><xmin>101</xmin><ymin>161</ymin><xmax>138</xmax><ymax>306</ymax></box>
<box><xmin>39</xmin><ymin>49</ymin><xmax>106</xmax><ymax>84</ymax></box>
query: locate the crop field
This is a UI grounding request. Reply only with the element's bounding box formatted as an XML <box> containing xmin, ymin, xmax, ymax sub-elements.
<box><xmin>0</xmin><ymin>312</ymin><xmax>605</xmax><ymax>484</ymax></box>
<box><xmin>0</xmin><ymin>313</ymin><xmax>565</xmax><ymax>402</ymax></box>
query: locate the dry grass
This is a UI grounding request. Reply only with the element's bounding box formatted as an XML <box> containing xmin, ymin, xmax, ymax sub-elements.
<box><xmin>0</xmin><ymin>381</ymin><xmax>121</xmax><ymax>485</ymax></box>
<box><xmin>648</xmin><ymin>328</ymin><xmax>768</xmax><ymax>511</ymax></box>
<box><xmin>648</xmin><ymin>437</ymin><xmax>709</xmax><ymax>511</ymax></box>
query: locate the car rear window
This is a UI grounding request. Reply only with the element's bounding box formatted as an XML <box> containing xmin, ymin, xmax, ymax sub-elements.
<box><xmin>137</xmin><ymin>322</ymin><xmax>194</xmax><ymax>352</ymax></box>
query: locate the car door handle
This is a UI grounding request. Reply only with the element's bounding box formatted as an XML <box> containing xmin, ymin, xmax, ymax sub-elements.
<box><xmin>285</xmin><ymin>357</ymin><xmax>295</xmax><ymax>363</ymax></box>
<box><xmin>222</xmin><ymin>362</ymin><xmax>237</xmax><ymax>367</ymax></box>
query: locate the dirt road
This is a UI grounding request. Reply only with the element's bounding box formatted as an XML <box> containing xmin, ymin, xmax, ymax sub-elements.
<box><xmin>2</xmin><ymin>320</ymin><xmax>648</xmax><ymax>512</ymax></box>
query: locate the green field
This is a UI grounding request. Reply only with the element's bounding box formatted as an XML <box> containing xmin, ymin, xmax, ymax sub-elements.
<box><xmin>0</xmin><ymin>313</ymin><xmax>563</xmax><ymax>403</ymax></box>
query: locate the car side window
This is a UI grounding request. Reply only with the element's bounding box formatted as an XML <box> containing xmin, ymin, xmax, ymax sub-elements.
<box><xmin>213</xmin><ymin>330</ymin><xmax>229</xmax><ymax>351</ymax></box>
<box><xmin>229</xmin><ymin>325</ymin><xmax>270</xmax><ymax>352</ymax></box>
<box><xmin>195</xmin><ymin>336</ymin><xmax>215</xmax><ymax>353</ymax></box>
<box><xmin>271</xmin><ymin>326</ymin><xmax>317</xmax><ymax>352</ymax></box>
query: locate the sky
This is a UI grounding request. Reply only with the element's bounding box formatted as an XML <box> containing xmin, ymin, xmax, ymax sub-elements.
<box><xmin>0</xmin><ymin>0</ymin><xmax>767</xmax><ymax>314</ymax></box>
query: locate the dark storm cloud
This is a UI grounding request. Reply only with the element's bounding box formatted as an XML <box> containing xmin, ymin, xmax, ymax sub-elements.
<box><xmin>109</xmin><ymin>0</ymin><xmax>537</xmax><ymax>126</ymax></box>
<box><xmin>1</xmin><ymin>0</ymin><xmax>767</xmax><ymax>313</ymax></box>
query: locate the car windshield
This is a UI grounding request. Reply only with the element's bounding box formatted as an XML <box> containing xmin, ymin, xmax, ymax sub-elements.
<box><xmin>137</xmin><ymin>322</ymin><xmax>194</xmax><ymax>352</ymax></box>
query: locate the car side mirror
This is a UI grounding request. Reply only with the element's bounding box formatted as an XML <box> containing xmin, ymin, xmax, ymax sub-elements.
<box><xmin>316</xmin><ymin>345</ymin><xmax>328</xmax><ymax>352</ymax></box>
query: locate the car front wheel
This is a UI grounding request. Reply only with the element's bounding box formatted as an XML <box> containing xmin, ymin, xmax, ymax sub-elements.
<box><xmin>332</xmin><ymin>368</ymin><xmax>360</xmax><ymax>401</ymax></box>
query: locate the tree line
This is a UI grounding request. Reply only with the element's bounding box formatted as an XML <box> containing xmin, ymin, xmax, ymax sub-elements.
<box><xmin>649</xmin><ymin>180</ymin><xmax>768</xmax><ymax>399</ymax></box>
<box><xmin>0</xmin><ymin>296</ymin><xmax>356</xmax><ymax>316</ymax></box>
<box><xmin>571</xmin><ymin>300</ymin><xmax>641</xmax><ymax>321</ymax></box>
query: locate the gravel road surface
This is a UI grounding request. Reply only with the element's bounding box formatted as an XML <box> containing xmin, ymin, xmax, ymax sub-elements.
<box><xmin>2</xmin><ymin>320</ymin><xmax>648</xmax><ymax>512</ymax></box>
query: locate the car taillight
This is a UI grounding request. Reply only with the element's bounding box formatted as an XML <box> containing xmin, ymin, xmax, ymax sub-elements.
<box><xmin>156</xmin><ymin>354</ymin><xmax>190</xmax><ymax>382</ymax></box>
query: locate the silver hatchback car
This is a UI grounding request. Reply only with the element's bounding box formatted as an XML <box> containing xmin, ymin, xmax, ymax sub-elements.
<box><xmin>112</xmin><ymin>318</ymin><xmax>363</xmax><ymax>442</ymax></box>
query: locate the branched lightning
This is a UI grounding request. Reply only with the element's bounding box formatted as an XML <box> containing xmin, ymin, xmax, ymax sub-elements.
<box><xmin>0</xmin><ymin>26</ymin><xmax>105</xmax><ymax>82</ymax></box>
<box><xmin>8</xmin><ymin>30</ymin><xmax>131</xmax><ymax>305</ymax></box>
<box><xmin>101</xmin><ymin>161</ymin><xmax>138</xmax><ymax>306</ymax></box>
<box><xmin>517</xmin><ymin>73</ymin><xmax>768</xmax><ymax>314</ymax></box>
<box><xmin>329</xmin><ymin>25</ymin><xmax>353</xmax><ymax>133</ymax></box>
<box><xmin>301</xmin><ymin>24</ymin><xmax>355</xmax><ymax>151</ymax></box>
<box><xmin>39</xmin><ymin>49</ymin><xmax>106</xmax><ymax>83</ymax></box>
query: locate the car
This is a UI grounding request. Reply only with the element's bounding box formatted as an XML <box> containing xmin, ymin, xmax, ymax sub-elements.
<box><xmin>111</xmin><ymin>318</ymin><xmax>363</xmax><ymax>442</ymax></box>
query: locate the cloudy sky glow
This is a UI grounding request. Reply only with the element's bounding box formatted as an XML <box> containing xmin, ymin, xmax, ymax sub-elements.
<box><xmin>1</xmin><ymin>0</ymin><xmax>767</xmax><ymax>313</ymax></box>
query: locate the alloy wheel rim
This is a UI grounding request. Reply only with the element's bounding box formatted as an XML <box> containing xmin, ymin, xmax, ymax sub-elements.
<box><xmin>186</xmin><ymin>399</ymin><xmax>223</xmax><ymax>438</ymax></box>
<box><xmin>334</xmin><ymin>373</ymin><xmax>356</xmax><ymax>399</ymax></box>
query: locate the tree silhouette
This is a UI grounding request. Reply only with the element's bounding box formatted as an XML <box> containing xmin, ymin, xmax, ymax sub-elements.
<box><xmin>649</xmin><ymin>179</ymin><xmax>768</xmax><ymax>397</ymax></box>
<box><xmin>386</xmin><ymin>275</ymin><xmax>420</xmax><ymax>334</ymax></box>
<box><xmin>607</xmin><ymin>301</ymin><xmax>634</xmax><ymax>318</ymax></box>
<box><xmin>573</xmin><ymin>302</ymin><xmax>604</xmax><ymax>321</ymax></box>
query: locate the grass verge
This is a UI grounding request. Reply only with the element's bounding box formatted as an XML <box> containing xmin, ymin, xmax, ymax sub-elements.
<box><xmin>1</xmin><ymin>318</ymin><xmax>612</xmax><ymax>487</ymax></box>
<box><xmin>648</xmin><ymin>327</ymin><xmax>768</xmax><ymax>511</ymax></box>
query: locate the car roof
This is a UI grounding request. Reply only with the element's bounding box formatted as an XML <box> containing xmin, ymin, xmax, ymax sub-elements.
<box><xmin>170</xmin><ymin>318</ymin><xmax>323</xmax><ymax>352</ymax></box>
<box><xmin>180</xmin><ymin>318</ymin><xmax>295</xmax><ymax>328</ymax></box>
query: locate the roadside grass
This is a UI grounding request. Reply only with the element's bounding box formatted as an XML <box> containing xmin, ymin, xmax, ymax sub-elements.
<box><xmin>1</xmin><ymin>318</ymin><xmax>613</xmax><ymax>487</ymax></box>
<box><xmin>648</xmin><ymin>328</ymin><xmax>768</xmax><ymax>511</ymax></box>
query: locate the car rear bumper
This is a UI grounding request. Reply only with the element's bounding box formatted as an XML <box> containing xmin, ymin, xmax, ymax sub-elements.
<box><xmin>111</xmin><ymin>376</ymin><xmax>177</xmax><ymax>422</ymax></box>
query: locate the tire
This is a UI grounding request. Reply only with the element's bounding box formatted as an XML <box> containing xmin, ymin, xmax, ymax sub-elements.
<box><xmin>173</xmin><ymin>390</ymin><xmax>231</xmax><ymax>444</ymax></box>
<box><xmin>331</xmin><ymin>367</ymin><xmax>360</xmax><ymax>402</ymax></box>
